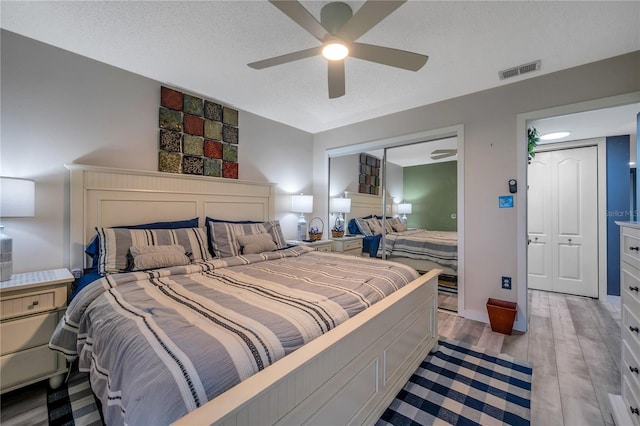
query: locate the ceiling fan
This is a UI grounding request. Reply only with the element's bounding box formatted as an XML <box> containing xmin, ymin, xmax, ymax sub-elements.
<box><xmin>248</xmin><ymin>0</ymin><xmax>429</xmax><ymax>99</ymax></box>
<box><xmin>430</xmin><ymin>149</ymin><xmax>457</xmax><ymax>160</ymax></box>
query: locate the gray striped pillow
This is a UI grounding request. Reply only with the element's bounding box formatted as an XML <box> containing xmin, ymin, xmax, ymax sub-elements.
<box><xmin>354</xmin><ymin>217</ymin><xmax>373</xmax><ymax>236</ymax></box>
<box><xmin>96</xmin><ymin>227</ymin><xmax>211</xmax><ymax>274</ymax></box>
<box><xmin>261</xmin><ymin>220</ymin><xmax>287</xmax><ymax>250</ymax></box>
<box><xmin>209</xmin><ymin>222</ymin><xmax>266</xmax><ymax>258</ymax></box>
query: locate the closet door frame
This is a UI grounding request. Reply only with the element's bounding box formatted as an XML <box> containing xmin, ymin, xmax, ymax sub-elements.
<box><xmin>531</xmin><ymin>138</ymin><xmax>607</xmax><ymax>299</ymax></box>
<box><xmin>326</xmin><ymin>125</ymin><xmax>465</xmax><ymax>317</ymax></box>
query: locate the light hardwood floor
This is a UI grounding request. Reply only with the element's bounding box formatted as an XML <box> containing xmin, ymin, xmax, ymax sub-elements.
<box><xmin>0</xmin><ymin>290</ymin><xmax>621</xmax><ymax>425</ymax></box>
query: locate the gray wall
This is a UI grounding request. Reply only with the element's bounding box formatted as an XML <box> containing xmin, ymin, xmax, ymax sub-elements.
<box><xmin>313</xmin><ymin>51</ymin><xmax>640</xmax><ymax>324</ymax></box>
<box><xmin>0</xmin><ymin>30</ymin><xmax>313</xmax><ymax>272</ymax></box>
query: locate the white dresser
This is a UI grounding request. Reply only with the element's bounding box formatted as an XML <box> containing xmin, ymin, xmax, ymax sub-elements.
<box><xmin>0</xmin><ymin>268</ymin><xmax>73</xmax><ymax>393</ymax></box>
<box><xmin>611</xmin><ymin>222</ymin><xmax>640</xmax><ymax>425</ymax></box>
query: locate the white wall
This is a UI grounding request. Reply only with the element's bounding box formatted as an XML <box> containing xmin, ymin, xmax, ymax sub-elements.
<box><xmin>0</xmin><ymin>30</ymin><xmax>313</xmax><ymax>273</ymax></box>
<box><xmin>312</xmin><ymin>51</ymin><xmax>640</xmax><ymax>325</ymax></box>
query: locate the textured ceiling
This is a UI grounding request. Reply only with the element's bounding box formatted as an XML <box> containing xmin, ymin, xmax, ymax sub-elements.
<box><xmin>1</xmin><ymin>1</ymin><xmax>639</xmax><ymax>134</ymax></box>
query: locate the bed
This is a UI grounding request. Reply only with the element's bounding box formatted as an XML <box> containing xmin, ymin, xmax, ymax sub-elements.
<box><xmin>51</xmin><ymin>164</ymin><xmax>439</xmax><ymax>426</ymax></box>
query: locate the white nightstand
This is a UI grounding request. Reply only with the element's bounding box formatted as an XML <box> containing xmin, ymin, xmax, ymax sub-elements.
<box><xmin>287</xmin><ymin>240</ymin><xmax>332</xmax><ymax>252</ymax></box>
<box><xmin>0</xmin><ymin>268</ymin><xmax>74</xmax><ymax>393</ymax></box>
<box><xmin>330</xmin><ymin>235</ymin><xmax>365</xmax><ymax>256</ymax></box>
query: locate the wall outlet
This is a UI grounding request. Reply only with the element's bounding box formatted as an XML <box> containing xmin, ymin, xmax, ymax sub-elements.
<box><xmin>72</xmin><ymin>269</ymin><xmax>83</xmax><ymax>279</ymax></box>
<box><xmin>501</xmin><ymin>276</ymin><xmax>512</xmax><ymax>290</ymax></box>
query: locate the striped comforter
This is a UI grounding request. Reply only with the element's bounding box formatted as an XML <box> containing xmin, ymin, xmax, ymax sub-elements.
<box><xmin>50</xmin><ymin>246</ymin><xmax>418</xmax><ymax>426</ymax></box>
<box><xmin>377</xmin><ymin>229</ymin><xmax>458</xmax><ymax>272</ymax></box>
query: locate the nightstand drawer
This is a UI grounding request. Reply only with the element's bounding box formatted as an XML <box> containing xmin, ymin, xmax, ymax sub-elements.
<box><xmin>0</xmin><ymin>286</ymin><xmax>66</xmax><ymax>320</ymax></box>
<box><xmin>0</xmin><ymin>311</ymin><xmax>58</xmax><ymax>356</ymax></box>
<box><xmin>0</xmin><ymin>344</ymin><xmax>60</xmax><ymax>390</ymax></box>
<box><xmin>343</xmin><ymin>240</ymin><xmax>363</xmax><ymax>251</ymax></box>
<box><xmin>316</xmin><ymin>244</ymin><xmax>331</xmax><ymax>253</ymax></box>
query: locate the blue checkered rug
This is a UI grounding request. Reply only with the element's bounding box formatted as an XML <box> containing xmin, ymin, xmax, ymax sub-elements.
<box><xmin>378</xmin><ymin>339</ymin><xmax>532</xmax><ymax>426</ymax></box>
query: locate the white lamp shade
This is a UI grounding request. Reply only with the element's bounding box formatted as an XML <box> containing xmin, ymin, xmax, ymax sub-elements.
<box><xmin>1</xmin><ymin>177</ymin><xmax>35</xmax><ymax>217</ymax></box>
<box><xmin>330</xmin><ymin>197</ymin><xmax>351</xmax><ymax>214</ymax></box>
<box><xmin>397</xmin><ymin>203</ymin><xmax>412</xmax><ymax>215</ymax></box>
<box><xmin>291</xmin><ymin>194</ymin><xmax>313</xmax><ymax>213</ymax></box>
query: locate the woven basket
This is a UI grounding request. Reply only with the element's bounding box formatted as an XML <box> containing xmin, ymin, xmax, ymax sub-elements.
<box><xmin>308</xmin><ymin>217</ymin><xmax>324</xmax><ymax>241</ymax></box>
<box><xmin>331</xmin><ymin>229</ymin><xmax>345</xmax><ymax>238</ymax></box>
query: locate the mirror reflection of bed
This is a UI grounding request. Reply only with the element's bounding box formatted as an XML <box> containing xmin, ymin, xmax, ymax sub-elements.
<box><xmin>329</xmin><ymin>138</ymin><xmax>459</xmax><ymax>313</ymax></box>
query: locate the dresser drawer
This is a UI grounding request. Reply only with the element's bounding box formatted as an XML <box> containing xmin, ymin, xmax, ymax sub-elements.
<box><xmin>0</xmin><ymin>285</ymin><xmax>66</xmax><ymax>320</ymax></box>
<box><xmin>623</xmin><ymin>339</ymin><xmax>640</xmax><ymax>392</ymax></box>
<box><xmin>623</xmin><ymin>304</ymin><xmax>640</xmax><ymax>351</ymax></box>
<box><xmin>622</xmin><ymin>227</ymin><xmax>640</xmax><ymax>270</ymax></box>
<box><xmin>0</xmin><ymin>344</ymin><xmax>61</xmax><ymax>390</ymax></box>
<box><xmin>623</xmin><ymin>265</ymin><xmax>640</xmax><ymax>310</ymax></box>
<box><xmin>623</xmin><ymin>373</ymin><xmax>640</xmax><ymax>426</ymax></box>
<box><xmin>0</xmin><ymin>311</ymin><xmax>58</xmax><ymax>356</ymax></box>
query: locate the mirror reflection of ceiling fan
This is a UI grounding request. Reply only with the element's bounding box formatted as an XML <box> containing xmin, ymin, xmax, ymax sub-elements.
<box><xmin>430</xmin><ymin>149</ymin><xmax>458</xmax><ymax>160</ymax></box>
<box><xmin>248</xmin><ymin>0</ymin><xmax>429</xmax><ymax>99</ymax></box>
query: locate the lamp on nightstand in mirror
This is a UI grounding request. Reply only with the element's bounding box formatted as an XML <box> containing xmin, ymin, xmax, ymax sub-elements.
<box><xmin>398</xmin><ymin>203</ymin><xmax>412</xmax><ymax>225</ymax></box>
<box><xmin>0</xmin><ymin>177</ymin><xmax>35</xmax><ymax>281</ymax></box>
<box><xmin>330</xmin><ymin>197</ymin><xmax>351</xmax><ymax>237</ymax></box>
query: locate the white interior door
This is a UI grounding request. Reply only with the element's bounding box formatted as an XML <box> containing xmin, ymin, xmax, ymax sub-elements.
<box><xmin>528</xmin><ymin>146</ymin><xmax>598</xmax><ymax>297</ymax></box>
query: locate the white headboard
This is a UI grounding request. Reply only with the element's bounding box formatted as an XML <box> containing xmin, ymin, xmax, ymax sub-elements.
<box><xmin>67</xmin><ymin>164</ymin><xmax>275</xmax><ymax>271</ymax></box>
<box><xmin>345</xmin><ymin>191</ymin><xmax>393</xmax><ymax>219</ymax></box>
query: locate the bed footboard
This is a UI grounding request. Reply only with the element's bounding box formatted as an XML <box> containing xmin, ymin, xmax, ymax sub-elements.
<box><xmin>174</xmin><ymin>269</ymin><xmax>439</xmax><ymax>426</ymax></box>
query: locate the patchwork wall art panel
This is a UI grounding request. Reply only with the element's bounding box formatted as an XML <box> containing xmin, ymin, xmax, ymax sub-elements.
<box><xmin>158</xmin><ymin>86</ymin><xmax>239</xmax><ymax>179</ymax></box>
<box><xmin>359</xmin><ymin>153</ymin><xmax>380</xmax><ymax>195</ymax></box>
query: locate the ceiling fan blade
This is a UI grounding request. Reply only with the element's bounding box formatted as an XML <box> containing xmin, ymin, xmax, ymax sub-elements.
<box><xmin>328</xmin><ymin>60</ymin><xmax>345</xmax><ymax>99</ymax></box>
<box><xmin>431</xmin><ymin>153</ymin><xmax>455</xmax><ymax>160</ymax></box>
<box><xmin>270</xmin><ymin>1</ymin><xmax>329</xmax><ymax>42</ymax></box>
<box><xmin>248</xmin><ymin>46</ymin><xmax>322</xmax><ymax>69</ymax></box>
<box><xmin>431</xmin><ymin>149</ymin><xmax>457</xmax><ymax>155</ymax></box>
<box><xmin>337</xmin><ymin>0</ymin><xmax>406</xmax><ymax>42</ymax></box>
<box><xmin>350</xmin><ymin>42</ymin><xmax>428</xmax><ymax>71</ymax></box>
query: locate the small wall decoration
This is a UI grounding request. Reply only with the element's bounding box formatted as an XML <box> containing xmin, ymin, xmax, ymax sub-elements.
<box><xmin>358</xmin><ymin>153</ymin><xmax>380</xmax><ymax>195</ymax></box>
<box><xmin>499</xmin><ymin>195</ymin><xmax>514</xmax><ymax>208</ymax></box>
<box><xmin>158</xmin><ymin>86</ymin><xmax>239</xmax><ymax>179</ymax></box>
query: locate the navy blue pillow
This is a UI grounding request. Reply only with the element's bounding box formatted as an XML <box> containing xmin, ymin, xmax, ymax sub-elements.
<box><xmin>348</xmin><ymin>218</ymin><xmax>360</xmax><ymax>235</ymax></box>
<box><xmin>85</xmin><ymin>218</ymin><xmax>200</xmax><ymax>269</ymax></box>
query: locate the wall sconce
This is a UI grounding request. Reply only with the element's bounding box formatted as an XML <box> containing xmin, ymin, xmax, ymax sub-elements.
<box><xmin>397</xmin><ymin>203</ymin><xmax>412</xmax><ymax>225</ymax></box>
<box><xmin>0</xmin><ymin>177</ymin><xmax>36</xmax><ymax>281</ymax></box>
<box><xmin>330</xmin><ymin>197</ymin><xmax>351</xmax><ymax>232</ymax></box>
<box><xmin>291</xmin><ymin>193</ymin><xmax>313</xmax><ymax>241</ymax></box>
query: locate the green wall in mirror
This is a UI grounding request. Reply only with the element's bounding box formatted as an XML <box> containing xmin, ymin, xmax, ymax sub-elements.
<box><xmin>403</xmin><ymin>161</ymin><xmax>457</xmax><ymax>231</ymax></box>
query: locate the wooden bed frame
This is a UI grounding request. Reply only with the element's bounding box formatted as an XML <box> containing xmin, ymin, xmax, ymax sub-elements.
<box><xmin>67</xmin><ymin>164</ymin><xmax>439</xmax><ymax>425</ymax></box>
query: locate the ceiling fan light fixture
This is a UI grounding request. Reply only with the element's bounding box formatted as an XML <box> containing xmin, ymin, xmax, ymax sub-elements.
<box><xmin>540</xmin><ymin>131</ymin><xmax>571</xmax><ymax>141</ymax></box>
<box><xmin>322</xmin><ymin>42</ymin><xmax>349</xmax><ymax>61</ymax></box>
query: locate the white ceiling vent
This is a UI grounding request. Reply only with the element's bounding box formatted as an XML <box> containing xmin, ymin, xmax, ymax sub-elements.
<box><xmin>499</xmin><ymin>60</ymin><xmax>541</xmax><ymax>80</ymax></box>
